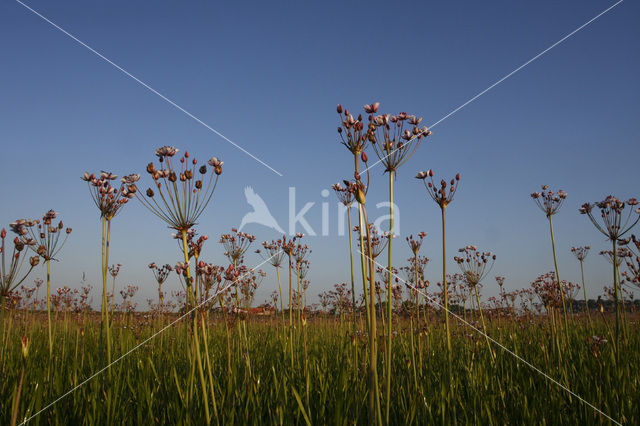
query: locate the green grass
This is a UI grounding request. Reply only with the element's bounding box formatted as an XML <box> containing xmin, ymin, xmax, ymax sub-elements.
<box><xmin>1</xmin><ymin>311</ymin><xmax>638</xmax><ymax>425</ymax></box>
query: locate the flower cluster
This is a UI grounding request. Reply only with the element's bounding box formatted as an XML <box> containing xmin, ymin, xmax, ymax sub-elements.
<box><xmin>530</xmin><ymin>185</ymin><xmax>567</xmax><ymax>217</ymax></box>
<box><xmin>579</xmin><ymin>196</ymin><xmax>640</xmax><ymax>240</ymax></box>
<box><xmin>220</xmin><ymin>228</ymin><xmax>256</xmax><ymax>264</ymax></box>
<box><xmin>257</xmin><ymin>240</ymin><xmax>286</xmax><ymax>268</ymax></box>
<box><xmin>81</xmin><ymin>171</ymin><xmax>138</xmax><ymax>219</ymax></box>
<box><xmin>406</xmin><ymin>232</ymin><xmax>427</xmax><ymax>255</ymax></box>
<box><xmin>570</xmin><ymin>246</ymin><xmax>590</xmax><ymax>262</ymax></box>
<box><xmin>336</xmin><ymin>104</ymin><xmax>368</xmax><ymax>156</ymax></box>
<box><xmin>531</xmin><ymin>272</ymin><xmax>579</xmax><ymax>310</ymax></box>
<box><xmin>599</xmin><ymin>248</ymin><xmax>631</xmax><ymax>266</ymax></box>
<box><xmin>1</xmin><ymin>226</ymin><xmax>39</xmax><ymax>298</ymax></box>
<box><xmin>453</xmin><ymin>246</ymin><xmax>496</xmax><ymax>287</ymax></box>
<box><xmin>332</xmin><ymin>182</ymin><xmax>353</xmax><ymax>207</ymax></box>
<box><xmin>356</xmin><ymin>224</ymin><xmax>389</xmax><ymax>259</ymax></box>
<box><xmin>149</xmin><ymin>263</ymin><xmax>173</xmax><ymax>285</ymax></box>
<box><xmin>137</xmin><ymin>147</ymin><xmax>223</xmax><ymax>231</ymax></box>
<box><xmin>19</xmin><ymin>210</ymin><xmax>72</xmax><ymax>261</ymax></box>
<box><xmin>366</xmin><ymin>105</ymin><xmax>432</xmax><ymax>173</ymax></box>
<box><xmin>416</xmin><ymin>170</ymin><xmax>460</xmax><ymax>209</ymax></box>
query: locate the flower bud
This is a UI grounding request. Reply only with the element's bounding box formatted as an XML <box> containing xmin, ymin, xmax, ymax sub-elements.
<box><xmin>0</xmin><ymin>229</ymin><xmax>6</xmax><ymax>239</ymax></box>
<box><xmin>355</xmin><ymin>187</ymin><xmax>366</xmax><ymax>205</ymax></box>
<box><xmin>361</xmin><ymin>152</ymin><xmax>368</xmax><ymax>162</ymax></box>
<box><xmin>337</xmin><ymin>104</ymin><xmax>343</xmax><ymax>114</ymax></box>
<box><xmin>21</xmin><ymin>336</ymin><xmax>29</xmax><ymax>360</ymax></box>
<box><xmin>214</xmin><ymin>165</ymin><xmax>222</xmax><ymax>175</ymax></box>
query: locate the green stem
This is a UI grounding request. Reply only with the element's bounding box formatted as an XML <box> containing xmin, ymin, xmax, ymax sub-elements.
<box><xmin>548</xmin><ymin>216</ymin><xmax>570</xmax><ymax>343</ymax></box>
<box><xmin>46</xmin><ymin>259</ymin><xmax>52</xmax><ymax>358</ymax></box>
<box><xmin>441</xmin><ymin>207</ymin><xmax>452</xmax><ymax>376</ymax></box>
<box><xmin>580</xmin><ymin>260</ymin><xmax>592</xmax><ymax>329</ymax></box>
<box><xmin>612</xmin><ymin>239</ymin><xmax>620</xmax><ymax>361</ymax></box>
<box><xmin>181</xmin><ymin>229</ymin><xmax>209</xmax><ymax>424</ymax></box>
<box><xmin>385</xmin><ymin>171</ymin><xmax>393</xmax><ymax>424</ymax></box>
<box><xmin>474</xmin><ymin>285</ymin><xmax>494</xmax><ymax>360</ymax></box>
<box><xmin>276</xmin><ymin>266</ymin><xmax>284</xmax><ymax>323</ymax></box>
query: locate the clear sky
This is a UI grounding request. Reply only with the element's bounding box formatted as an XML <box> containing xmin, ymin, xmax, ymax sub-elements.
<box><xmin>1</xmin><ymin>0</ymin><xmax>639</xmax><ymax>308</ymax></box>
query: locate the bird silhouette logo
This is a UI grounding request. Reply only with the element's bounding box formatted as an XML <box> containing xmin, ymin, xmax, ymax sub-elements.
<box><xmin>239</xmin><ymin>186</ymin><xmax>285</xmax><ymax>234</ymax></box>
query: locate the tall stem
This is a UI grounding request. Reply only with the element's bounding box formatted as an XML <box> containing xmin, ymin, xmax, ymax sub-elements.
<box><xmin>358</xmin><ymin>206</ymin><xmax>371</xmax><ymax>330</ymax></box>
<box><xmin>612</xmin><ymin>239</ymin><xmax>620</xmax><ymax>356</ymax></box>
<box><xmin>276</xmin><ymin>266</ymin><xmax>284</xmax><ymax>323</ymax></box>
<box><xmin>580</xmin><ymin>260</ymin><xmax>592</xmax><ymax>327</ymax></box>
<box><xmin>347</xmin><ymin>207</ymin><xmax>356</xmax><ymax>333</ymax></box>
<box><xmin>548</xmin><ymin>216</ymin><xmax>570</xmax><ymax>342</ymax></box>
<box><xmin>347</xmin><ymin>206</ymin><xmax>358</xmax><ymax>397</ymax></box>
<box><xmin>46</xmin><ymin>259</ymin><xmax>52</xmax><ymax>357</ymax></box>
<box><xmin>181</xmin><ymin>230</ymin><xmax>210</xmax><ymax>423</ymax></box>
<box><xmin>362</xmin><ymin>207</ymin><xmax>382</xmax><ymax>426</ymax></box>
<box><xmin>441</xmin><ymin>208</ymin><xmax>452</xmax><ymax>371</ymax></box>
<box><xmin>474</xmin><ymin>285</ymin><xmax>494</xmax><ymax>359</ymax></box>
<box><xmin>288</xmin><ymin>254</ymin><xmax>294</xmax><ymax>369</ymax></box>
<box><xmin>385</xmin><ymin>171</ymin><xmax>394</xmax><ymax>424</ymax></box>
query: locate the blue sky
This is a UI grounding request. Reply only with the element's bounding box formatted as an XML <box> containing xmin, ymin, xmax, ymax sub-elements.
<box><xmin>1</xmin><ymin>0</ymin><xmax>639</xmax><ymax>307</ymax></box>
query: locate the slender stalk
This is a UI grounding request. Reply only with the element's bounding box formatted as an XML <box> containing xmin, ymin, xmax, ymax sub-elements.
<box><xmin>10</xmin><ymin>363</ymin><xmax>25</xmax><ymax>426</ymax></box>
<box><xmin>357</xmin><ymin>206</ymin><xmax>371</xmax><ymax>332</ymax></box>
<box><xmin>579</xmin><ymin>260</ymin><xmax>592</xmax><ymax>328</ymax></box>
<box><xmin>362</xmin><ymin>207</ymin><xmax>382</xmax><ymax>426</ymax></box>
<box><xmin>474</xmin><ymin>285</ymin><xmax>495</xmax><ymax>359</ymax></box>
<box><xmin>46</xmin><ymin>259</ymin><xmax>52</xmax><ymax>357</ymax></box>
<box><xmin>288</xmin><ymin>253</ymin><xmax>294</xmax><ymax>369</ymax></box>
<box><xmin>181</xmin><ymin>229</ymin><xmax>209</xmax><ymax>424</ymax></box>
<box><xmin>346</xmin><ymin>205</ymin><xmax>358</xmax><ymax>402</ymax></box>
<box><xmin>548</xmin><ymin>216</ymin><xmax>570</xmax><ymax>342</ymax></box>
<box><xmin>276</xmin><ymin>266</ymin><xmax>284</xmax><ymax>323</ymax></box>
<box><xmin>384</xmin><ymin>171</ymin><xmax>394</xmax><ymax>424</ymax></box>
<box><xmin>612</xmin><ymin>239</ymin><xmax>620</xmax><ymax>358</ymax></box>
<box><xmin>441</xmin><ymin>208</ymin><xmax>452</xmax><ymax>373</ymax></box>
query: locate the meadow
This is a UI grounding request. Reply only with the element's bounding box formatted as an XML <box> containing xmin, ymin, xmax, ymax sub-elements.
<box><xmin>1</xmin><ymin>102</ymin><xmax>640</xmax><ymax>425</ymax></box>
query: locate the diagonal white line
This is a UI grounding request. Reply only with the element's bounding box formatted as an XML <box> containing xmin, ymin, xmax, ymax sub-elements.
<box><xmin>359</xmin><ymin>250</ymin><xmax>621</xmax><ymax>425</ymax></box>
<box><xmin>361</xmin><ymin>0</ymin><xmax>624</xmax><ymax>175</ymax></box>
<box><xmin>14</xmin><ymin>0</ymin><xmax>284</xmax><ymax>177</ymax></box>
<box><xmin>19</xmin><ymin>251</ymin><xmax>281</xmax><ymax>425</ymax></box>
